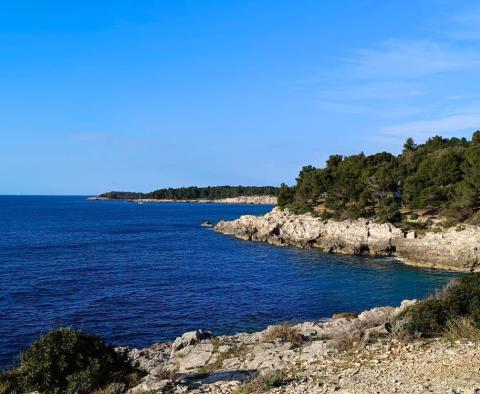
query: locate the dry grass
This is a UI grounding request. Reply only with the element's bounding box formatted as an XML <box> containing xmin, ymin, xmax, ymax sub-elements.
<box><xmin>95</xmin><ymin>369</ymin><xmax>151</xmax><ymax>394</ymax></box>
<box><xmin>389</xmin><ymin>319</ymin><xmax>420</xmax><ymax>342</ymax></box>
<box><xmin>234</xmin><ymin>370</ymin><xmax>289</xmax><ymax>394</ymax></box>
<box><xmin>329</xmin><ymin>309</ymin><xmax>397</xmax><ymax>351</ymax></box>
<box><xmin>197</xmin><ymin>343</ymin><xmax>250</xmax><ymax>374</ymax></box>
<box><xmin>0</xmin><ymin>381</ymin><xmax>19</xmax><ymax>394</ymax></box>
<box><xmin>0</xmin><ymin>370</ymin><xmax>21</xmax><ymax>394</ymax></box>
<box><xmin>92</xmin><ymin>370</ymin><xmax>146</xmax><ymax>394</ymax></box>
<box><xmin>92</xmin><ymin>383</ymin><xmax>125</xmax><ymax>394</ymax></box>
<box><xmin>332</xmin><ymin>312</ymin><xmax>358</xmax><ymax>320</ymax></box>
<box><xmin>330</xmin><ymin>329</ymin><xmax>363</xmax><ymax>351</ymax></box>
<box><xmin>430</xmin><ymin>278</ymin><xmax>461</xmax><ymax>300</ymax></box>
<box><xmin>263</xmin><ymin>325</ymin><xmax>305</xmax><ymax>348</ymax></box>
<box><xmin>444</xmin><ymin>317</ymin><xmax>480</xmax><ymax>342</ymax></box>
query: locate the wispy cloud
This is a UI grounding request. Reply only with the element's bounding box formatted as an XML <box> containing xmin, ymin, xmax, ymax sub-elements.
<box><xmin>311</xmin><ymin>3</ymin><xmax>480</xmax><ymax>143</ymax></box>
<box><xmin>313</xmin><ymin>80</ymin><xmax>427</xmax><ymax>117</ymax></box>
<box><xmin>312</xmin><ymin>39</ymin><xmax>480</xmax><ymax>117</ymax></box>
<box><xmin>447</xmin><ymin>5</ymin><xmax>480</xmax><ymax>40</ymax></box>
<box><xmin>344</xmin><ymin>39</ymin><xmax>480</xmax><ymax>80</ymax></box>
<box><xmin>444</xmin><ymin>93</ymin><xmax>480</xmax><ymax>101</ymax></box>
<box><xmin>67</xmin><ymin>132</ymin><xmax>112</xmax><ymax>143</ymax></box>
<box><xmin>319</xmin><ymin>81</ymin><xmax>424</xmax><ymax>101</ymax></box>
<box><xmin>380</xmin><ymin>106</ymin><xmax>480</xmax><ymax>140</ymax></box>
<box><xmin>314</xmin><ymin>101</ymin><xmax>426</xmax><ymax>118</ymax></box>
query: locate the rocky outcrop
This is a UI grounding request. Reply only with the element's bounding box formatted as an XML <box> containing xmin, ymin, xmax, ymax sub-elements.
<box><xmin>122</xmin><ymin>300</ymin><xmax>480</xmax><ymax>393</ymax></box>
<box><xmin>124</xmin><ymin>301</ymin><xmax>412</xmax><ymax>393</ymax></box>
<box><xmin>214</xmin><ymin>208</ymin><xmax>480</xmax><ymax>272</ymax></box>
<box><xmin>213</xmin><ymin>196</ymin><xmax>277</xmax><ymax>205</ymax></box>
<box><xmin>171</xmin><ymin>330</ymin><xmax>214</xmax><ymax>353</ymax></box>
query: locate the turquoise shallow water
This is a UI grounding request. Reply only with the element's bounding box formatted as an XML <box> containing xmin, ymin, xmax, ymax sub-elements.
<box><xmin>0</xmin><ymin>196</ymin><xmax>458</xmax><ymax>369</ymax></box>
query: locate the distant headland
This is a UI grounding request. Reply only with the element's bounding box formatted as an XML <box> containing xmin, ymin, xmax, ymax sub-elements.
<box><xmin>88</xmin><ymin>186</ymin><xmax>279</xmax><ymax>205</ymax></box>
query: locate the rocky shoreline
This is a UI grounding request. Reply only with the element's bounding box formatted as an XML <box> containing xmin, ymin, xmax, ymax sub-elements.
<box><xmin>214</xmin><ymin>208</ymin><xmax>480</xmax><ymax>272</ymax></box>
<box><xmin>121</xmin><ymin>300</ymin><xmax>480</xmax><ymax>393</ymax></box>
<box><xmin>88</xmin><ymin>195</ymin><xmax>277</xmax><ymax>205</ymax></box>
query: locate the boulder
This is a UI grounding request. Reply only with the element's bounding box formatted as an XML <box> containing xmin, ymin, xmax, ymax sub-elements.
<box><xmin>171</xmin><ymin>330</ymin><xmax>213</xmax><ymax>353</ymax></box>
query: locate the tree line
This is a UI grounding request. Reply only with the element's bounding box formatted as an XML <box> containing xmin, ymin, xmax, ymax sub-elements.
<box><xmin>100</xmin><ymin>186</ymin><xmax>279</xmax><ymax>200</ymax></box>
<box><xmin>278</xmin><ymin>131</ymin><xmax>480</xmax><ymax>224</ymax></box>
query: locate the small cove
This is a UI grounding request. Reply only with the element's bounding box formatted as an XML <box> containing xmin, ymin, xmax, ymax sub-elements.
<box><xmin>0</xmin><ymin>196</ymin><xmax>458</xmax><ymax>369</ymax></box>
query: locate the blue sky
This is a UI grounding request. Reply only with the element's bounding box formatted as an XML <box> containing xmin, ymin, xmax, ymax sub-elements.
<box><xmin>1</xmin><ymin>0</ymin><xmax>480</xmax><ymax>194</ymax></box>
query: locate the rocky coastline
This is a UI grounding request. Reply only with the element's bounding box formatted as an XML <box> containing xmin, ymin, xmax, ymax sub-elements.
<box><xmin>88</xmin><ymin>195</ymin><xmax>277</xmax><ymax>205</ymax></box>
<box><xmin>214</xmin><ymin>208</ymin><xmax>480</xmax><ymax>272</ymax></box>
<box><xmin>121</xmin><ymin>300</ymin><xmax>480</xmax><ymax>393</ymax></box>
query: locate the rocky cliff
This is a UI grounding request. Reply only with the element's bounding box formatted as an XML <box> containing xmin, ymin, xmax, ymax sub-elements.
<box><xmin>212</xmin><ymin>195</ymin><xmax>277</xmax><ymax>205</ymax></box>
<box><xmin>214</xmin><ymin>208</ymin><xmax>480</xmax><ymax>272</ymax></box>
<box><xmin>121</xmin><ymin>300</ymin><xmax>480</xmax><ymax>393</ymax></box>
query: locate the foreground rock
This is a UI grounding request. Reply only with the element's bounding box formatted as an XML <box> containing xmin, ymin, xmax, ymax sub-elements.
<box><xmin>121</xmin><ymin>300</ymin><xmax>480</xmax><ymax>393</ymax></box>
<box><xmin>214</xmin><ymin>208</ymin><xmax>480</xmax><ymax>272</ymax></box>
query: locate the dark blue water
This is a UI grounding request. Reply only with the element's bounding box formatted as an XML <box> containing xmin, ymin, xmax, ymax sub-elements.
<box><xmin>0</xmin><ymin>196</ymin><xmax>457</xmax><ymax>369</ymax></box>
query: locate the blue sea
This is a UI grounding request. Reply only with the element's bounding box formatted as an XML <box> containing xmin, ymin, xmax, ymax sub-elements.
<box><xmin>0</xmin><ymin>196</ymin><xmax>458</xmax><ymax>369</ymax></box>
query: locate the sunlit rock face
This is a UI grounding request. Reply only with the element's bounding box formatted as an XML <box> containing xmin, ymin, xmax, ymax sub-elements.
<box><xmin>215</xmin><ymin>208</ymin><xmax>480</xmax><ymax>272</ymax></box>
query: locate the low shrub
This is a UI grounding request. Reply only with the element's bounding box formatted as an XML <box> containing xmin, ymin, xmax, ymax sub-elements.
<box><xmin>467</xmin><ymin>211</ymin><xmax>480</xmax><ymax>226</ymax></box>
<box><xmin>445</xmin><ymin>317</ymin><xmax>480</xmax><ymax>342</ymax></box>
<box><xmin>234</xmin><ymin>370</ymin><xmax>289</xmax><ymax>394</ymax></box>
<box><xmin>400</xmin><ymin>274</ymin><xmax>480</xmax><ymax>338</ymax></box>
<box><xmin>263</xmin><ymin>325</ymin><xmax>305</xmax><ymax>348</ymax></box>
<box><xmin>330</xmin><ymin>329</ymin><xmax>363</xmax><ymax>351</ymax></box>
<box><xmin>401</xmin><ymin>299</ymin><xmax>448</xmax><ymax>336</ymax></box>
<box><xmin>331</xmin><ymin>312</ymin><xmax>358</xmax><ymax>320</ymax></box>
<box><xmin>400</xmin><ymin>220</ymin><xmax>428</xmax><ymax>233</ymax></box>
<box><xmin>389</xmin><ymin>319</ymin><xmax>419</xmax><ymax>342</ymax></box>
<box><xmin>0</xmin><ymin>328</ymin><xmax>142</xmax><ymax>394</ymax></box>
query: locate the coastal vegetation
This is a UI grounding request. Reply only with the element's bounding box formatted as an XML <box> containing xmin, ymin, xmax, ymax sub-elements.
<box><xmin>233</xmin><ymin>370</ymin><xmax>289</xmax><ymax>394</ymax></box>
<box><xmin>278</xmin><ymin>131</ymin><xmax>480</xmax><ymax>225</ymax></box>
<box><xmin>400</xmin><ymin>273</ymin><xmax>480</xmax><ymax>338</ymax></box>
<box><xmin>262</xmin><ymin>325</ymin><xmax>305</xmax><ymax>348</ymax></box>
<box><xmin>0</xmin><ymin>328</ymin><xmax>141</xmax><ymax>394</ymax></box>
<box><xmin>100</xmin><ymin>186</ymin><xmax>279</xmax><ymax>201</ymax></box>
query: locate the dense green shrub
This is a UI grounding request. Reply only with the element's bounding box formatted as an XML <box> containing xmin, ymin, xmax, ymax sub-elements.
<box><xmin>401</xmin><ymin>274</ymin><xmax>480</xmax><ymax>337</ymax></box>
<box><xmin>282</xmin><ymin>131</ymin><xmax>479</xmax><ymax>223</ymax></box>
<box><xmin>376</xmin><ymin>197</ymin><xmax>401</xmax><ymax>223</ymax></box>
<box><xmin>277</xmin><ymin>183</ymin><xmax>295</xmax><ymax>209</ymax></box>
<box><xmin>0</xmin><ymin>328</ymin><xmax>141</xmax><ymax>394</ymax></box>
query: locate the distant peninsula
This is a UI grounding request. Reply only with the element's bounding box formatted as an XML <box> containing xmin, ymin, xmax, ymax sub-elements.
<box><xmin>89</xmin><ymin>186</ymin><xmax>279</xmax><ymax>205</ymax></box>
